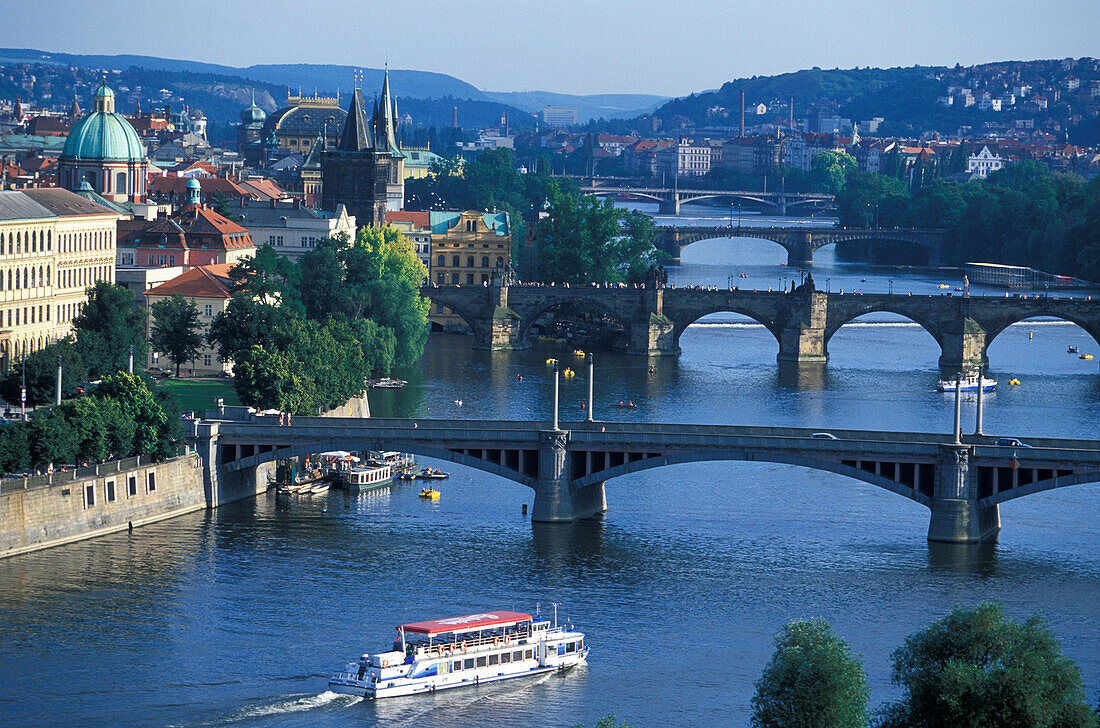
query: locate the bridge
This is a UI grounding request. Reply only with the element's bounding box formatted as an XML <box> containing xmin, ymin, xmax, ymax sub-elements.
<box><xmin>186</xmin><ymin>413</ymin><xmax>1100</xmax><ymax>543</ymax></box>
<box><xmin>580</xmin><ymin>183</ymin><xmax>834</xmax><ymax>216</ymax></box>
<box><xmin>422</xmin><ymin>281</ymin><xmax>1100</xmax><ymax>368</ymax></box>
<box><xmin>655</xmin><ymin>225</ymin><xmax>949</xmax><ymax>268</ymax></box>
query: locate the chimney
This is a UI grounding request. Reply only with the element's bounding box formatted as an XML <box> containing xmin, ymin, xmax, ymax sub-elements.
<box><xmin>740</xmin><ymin>89</ymin><xmax>745</xmax><ymax>138</ymax></box>
<box><xmin>452</xmin><ymin>105</ymin><xmax>458</xmax><ymax>128</ymax></box>
<box><xmin>789</xmin><ymin>97</ymin><xmax>794</xmax><ymax>129</ymax></box>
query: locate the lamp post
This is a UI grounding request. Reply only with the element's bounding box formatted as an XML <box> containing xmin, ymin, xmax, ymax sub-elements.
<box><xmin>826</xmin><ymin>277</ymin><xmax>831</xmax><ymax>293</ymax></box>
<box><xmin>586</xmin><ymin>353</ymin><xmax>594</xmax><ymax>423</ymax></box>
<box><xmin>552</xmin><ymin>361</ymin><xmax>560</xmax><ymax>431</ymax></box>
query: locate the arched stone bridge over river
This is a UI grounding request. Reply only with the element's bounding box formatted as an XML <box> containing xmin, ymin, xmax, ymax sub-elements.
<box><xmin>187</xmin><ymin>414</ymin><xmax>1100</xmax><ymax>544</ymax></box>
<box><xmin>423</xmin><ymin>281</ymin><xmax>1100</xmax><ymax>369</ymax></box>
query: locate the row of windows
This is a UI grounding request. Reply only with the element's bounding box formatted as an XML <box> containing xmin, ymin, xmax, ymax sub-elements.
<box><xmin>436</xmin><ymin>242</ymin><xmax>507</xmax><ymax>249</ymax></box>
<box><xmin>85</xmin><ymin>472</ymin><xmax>157</xmax><ymax>508</ymax></box>
<box><xmin>1</xmin><ymin>226</ymin><xmax>116</xmax><ymax>256</ymax></box>
<box><xmin>437</xmin><ymin>273</ymin><xmax>490</xmax><ymax>285</ymax></box>
<box><xmin>436</xmin><ymin>255</ymin><xmax>505</xmax><ymax>269</ymax></box>
<box><xmin>0</xmin><ymin>265</ymin><xmax>109</xmax><ymax>293</ymax></box>
<box><xmin>449</xmin><ymin>649</ymin><xmax>533</xmax><ymax>672</ymax></box>
<box><xmin>1</xmin><ymin>228</ymin><xmax>50</xmax><ymax>255</ymax></box>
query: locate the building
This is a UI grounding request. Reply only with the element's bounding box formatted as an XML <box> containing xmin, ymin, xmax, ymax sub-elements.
<box><xmin>237</xmin><ymin>92</ymin><xmax>267</xmax><ymax>152</ymax></box>
<box><xmin>320</xmin><ymin>71</ymin><xmax>405</xmax><ymax>227</ymax></box>
<box><xmin>58</xmin><ymin>80</ymin><xmax>148</xmax><ymax>202</ymax></box>
<box><xmin>118</xmin><ymin>178</ymin><xmax>255</xmax><ymax>268</ymax></box>
<box><xmin>386</xmin><ymin>210</ymin><xmax>432</xmax><ymax>274</ymax></box>
<box><xmin>655</xmin><ymin>138</ymin><xmax>711</xmax><ymax>178</ymax></box>
<box><xmin>400</xmin><ymin>147</ymin><xmax>445</xmax><ymax>179</ymax></box>
<box><xmin>143</xmin><ymin>264</ymin><xmax>233</xmax><ymax>375</ymax></box>
<box><xmin>967</xmin><ymin>145</ymin><xmax>1004</xmax><ymax>178</ymax></box>
<box><xmin>260</xmin><ymin>91</ymin><xmax>345</xmax><ymax>156</ymax></box>
<box><xmin>0</xmin><ymin>188</ymin><xmax>122</xmax><ymax>371</ymax></box>
<box><xmin>541</xmin><ymin>107</ymin><xmax>578</xmax><ymax>128</ymax></box>
<box><xmin>428</xmin><ymin>210</ymin><xmax>510</xmax><ymax>329</ymax></box>
<box><xmin>235</xmin><ymin>199</ymin><xmax>355</xmax><ymax>261</ymax></box>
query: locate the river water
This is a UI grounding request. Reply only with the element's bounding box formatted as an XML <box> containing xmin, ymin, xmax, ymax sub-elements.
<box><xmin>1</xmin><ymin>205</ymin><xmax>1098</xmax><ymax>727</ymax></box>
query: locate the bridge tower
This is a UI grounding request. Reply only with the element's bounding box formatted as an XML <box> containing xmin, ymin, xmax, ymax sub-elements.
<box><xmin>479</xmin><ymin>276</ymin><xmax>528</xmax><ymax>351</ymax></box>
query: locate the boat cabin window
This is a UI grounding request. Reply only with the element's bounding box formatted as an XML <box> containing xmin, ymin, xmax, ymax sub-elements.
<box><xmin>501</xmin><ymin>652</ymin><xmax>511</xmax><ymax>664</ymax></box>
<box><xmin>452</xmin><ymin>660</ymin><xmax>462</xmax><ymax>671</ymax></box>
<box><xmin>476</xmin><ymin>656</ymin><xmax>487</xmax><ymax>668</ymax></box>
<box><xmin>566</xmin><ymin>642</ymin><xmax>576</xmax><ymax>653</ymax></box>
<box><xmin>488</xmin><ymin>654</ymin><xmax>499</xmax><ymax>666</ymax></box>
<box><xmin>512</xmin><ymin>650</ymin><xmax>523</xmax><ymax>662</ymax></box>
<box><xmin>524</xmin><ymin>649</ymin><xmax>533</xmax><ymax>660</ymax></box>
<box><xmin>463</xmin><ymin>658</ymin><xmax>474</xmax><ymax>670</ymax></box>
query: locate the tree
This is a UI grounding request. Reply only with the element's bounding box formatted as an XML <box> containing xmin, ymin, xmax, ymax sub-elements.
<box><xmin>751</xmin><ymin>619</ymin><xmax>870</xmax><ymax>728</ymax></box>
<box><xmin>72</xmin><ymin>281</ymin><xmax>147</xmax><ymax>378</ymax></box>
<box><xmin>0</xmin><ymin>338</ymin><xmax>88</xmax><ymax>407</ymax></box>
<box><xmin>149</xmin><ymin>293</ymin><xmax>205</xmax><ymax>376</ymax></box>
<box><xmin>879</xmin><ymin>602</ymin><xmax>1097</xmax><ymax>728</ymax></box>
<box><xmin>810</xmin><ymin>151</ymin><xmax>858</xmax><ymax>195</ymax></box>
<box><xmin>95</xmin><ymin>373</ymin><xmax>175</xmax><ymax>459</ymax></box>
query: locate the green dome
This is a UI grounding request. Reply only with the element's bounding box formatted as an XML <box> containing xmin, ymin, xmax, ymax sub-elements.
<box><xmin>62</xmin><ymin>83</ymin><xmax>145</xmax><ymax>163</ymax></box>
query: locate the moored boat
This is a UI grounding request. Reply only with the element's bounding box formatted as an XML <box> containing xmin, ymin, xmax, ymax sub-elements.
<box><xmin>418</xmin><ymin>487</ymin><xmax>441</xmax><ymax>500</ymax></box>
<box><xmin>417</xmin><ymin>467</ymin><xmax>449</xmax><ymax>480</ymax></box>
<box><xmin>328</xmin><ymin>609</ymin><xmax>587</xmax><ymax>699</ymax></box>
<box><xmin>937</xmin><ymin>370</ymin><xmax>997</xmax><ymax>392</ymax></box>
<box><xmin>341</xmin><ymin>463</ymin><xmax>393</xmax><ymax>492</ymax></box>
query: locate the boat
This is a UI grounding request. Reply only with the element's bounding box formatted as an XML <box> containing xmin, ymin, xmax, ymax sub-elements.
<box><xmin>418</xmin><ymin>487</ymin><xmax>441</xmax><ymax>500</ymax></box>
<box><xmin>937</xmin><ymin>370</ymin><xmax>997</xmax><ymax>392</ymax></box>
<box><xmin>1067</xmin><ymin>345</ymin><xmax>1079</xmax><ymax>353</ymax></box>
<box><xmin>328</xmin><ymin>608</ymin><xmax>587</xmax><ymax>699</ymax></box>
<box><xmin>417</xmin><ymin>468</ymin><xmax>450</xmax><ymax>480</ymax></box>
<box><xmin>562</xmin><ymin>368</ymin><xmax>575</xmax><ymax>378</ymax></box>
<box><xmin>936</xmin><ymin>284</ymin><xmax>950</xmax><ymax>289</ymax></box>
<box><xmin>309</xmin><ymin>482</ymin><xmax>331</xmax><ymax>494</ymax></box>
<box><xmin>1081</xmin><ymin>353</ymin><xmax>1094</xmax><ymax>360</ymax></box>
<box><xmin>573</xmin><ymin>349</ymin><xmax>586</xmax><ymax>357</ymax></box>
<box><xmin>341</xmin><ymin>463</ymin><xmax>393</xmax><ymax>492</ymax></box>
<box><xmin>1008</xmin><ymin>378</ymin><xmax>1021</xmax><ymax>385</ymax></box>
<box><xmin>612</xmin><ymin>401</ymin><xmax>638</xmax><ymax>409</ymax></box>
<box><xmin>369</xmin><ymin>377</ymin><xmax>408</xmax><ymax>389</ymax></box>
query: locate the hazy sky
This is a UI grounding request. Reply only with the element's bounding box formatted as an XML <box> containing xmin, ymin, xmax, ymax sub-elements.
<box><xmin>9</xmin><ymin>0</ymin><xmax>1099</xmax><ymax>96</ymax></box>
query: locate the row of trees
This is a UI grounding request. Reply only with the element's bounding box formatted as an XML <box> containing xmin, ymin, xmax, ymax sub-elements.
<box><xmin>836</xmin><ymin>161</ymin><xmax>1100</xmax><ymax>280</ymax></box>
<box><xmin>0</xmin><ymin>372</ymin><xmax>180</xmax><ymax>474</ymax></box>
<box><xmin>751</xmin><ymin>602</ymin><xmax>1098</xmax><ymax>728</ymax></box>
<box><xmin>207</xmin><ymin>227</ymin><xmax>428</xmax><ymax>414</ymax></box>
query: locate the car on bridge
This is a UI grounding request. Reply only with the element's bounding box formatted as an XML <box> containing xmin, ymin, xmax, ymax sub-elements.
<box><xmin>811</xmin><ymin>432</ymin><xmax>839</xmax><ymax>440</ymax></box>
<box><xmin>995</xmin><ymin>437</ymin><xmax>1032</xmax><ymax>448</ymax></box>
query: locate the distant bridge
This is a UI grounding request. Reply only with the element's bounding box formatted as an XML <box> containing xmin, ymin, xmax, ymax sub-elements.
<box><xmin>580</xmin><ymin>183</ymin><xmax>834</xmax><ymax>215</ymax></box>
<box><xmin>188</xmin><ymin>414</ymin><xmax>1100</xmax><ymax>543</ymax></box>
<box><xmin>654</xmin><ymin>225</ymin><xmax>950</xmax><ymax>267</ymax></box>
<box><xmin>422</xmin><ymin>281</ymin><xmax>1100</xmax><ymax>368</ymax></box>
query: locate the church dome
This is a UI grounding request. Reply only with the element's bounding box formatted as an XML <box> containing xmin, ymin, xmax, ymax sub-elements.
<box><xmin>61</xmin><ymin>80</ymin><xmax>145</xmax><ymax>163</ymax></box>
<box><xmin>240</xmin><ymin>98</ymin><xmax>266</xmax><ymax>126</ymax></box>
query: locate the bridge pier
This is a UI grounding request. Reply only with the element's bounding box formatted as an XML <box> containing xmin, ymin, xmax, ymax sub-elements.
<box><xmin>531</xmin><ymin>430</ymin><xmax>607</xmax><ymax>522</ymax></box>
<box><xmin>471</xmin><ymin>307</ymin><xmax>529</xmax><ymax>350</ymax></box>
<box><xmin>937</xmin><ymin>318</ymin><xmax>988</xmax><ymax>370</ymax></box>
<box><xmin>787</xmin><ymin>231</ymin><xmax>814</xmax><ymax>268</ymax></box>
<box><xmin>927</xmin><ymin>445</ymin><xmax>1000</xmax><ymax>543</ymax></box>
<box><xmin>776</xmin><ymin>290</ymin><xmax>828</xmax><ymax>363</ymax></box>
<box><xmin>658</xmin><ymin>196</ymin><xmax>680</xmax><ymax>215</ymax></box>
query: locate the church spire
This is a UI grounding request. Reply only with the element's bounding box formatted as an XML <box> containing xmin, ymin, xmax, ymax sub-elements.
<box><xmin>337</xmin><ymin>86</ymin><xmax>372</xmax><ymax>152</ymax></box>
<box><xmin>373</xmin><ymin>65</ymin><xmax>398</xmax><ymax>154</ymax></box>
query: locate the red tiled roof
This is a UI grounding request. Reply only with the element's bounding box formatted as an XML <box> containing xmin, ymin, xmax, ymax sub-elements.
<box><xmin>238</xmin><ymin>179</ymin><xmax>285</xmax><ymax>201</ymax></box>
<box><xmin>386</xmin><ymin>210</ymin><xmax>430</xmax><ymax>227</ymax></box>
<box><xmin>145</xmin><ymin>264</ymin><xmax>234</xmax><ymax>299</ymax></box>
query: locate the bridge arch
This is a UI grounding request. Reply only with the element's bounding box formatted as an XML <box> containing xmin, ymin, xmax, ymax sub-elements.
<box><xmin>423</xmin><ymin>293</ymin><xmax>488</xmax><ymax>336</ymax></box>
<box><xmin>669</xmin><ymin>231</ymin><xmax>794</xmax><ymax>263</ymax></box>
<box><xmin>979</xmin><ymin>469</ymin><xmax>1100</xmax><ymax>507</ymax></box>
<box><xmin>983</xmin><ymin>313</ymin><xmax>1100</xmax><ymax>352</ymax></box>
<box><xmin>824</xmin><ymin>309</ymin><xmax>945</xmax><ymax>364</ymax></box>
<box><xmin>570</xmin><ymin>450</ymin><xmax>933</xmax><ymax>508</ymax></box>
<box><xmin>516</xmin><ymin>295</ymin><xmax>637</xmax><ymax>345</ymax></box>
<box><xmin>670</xmin><ymin>306</ymin><xmax>784</xmax><ymax>355</ymax></box>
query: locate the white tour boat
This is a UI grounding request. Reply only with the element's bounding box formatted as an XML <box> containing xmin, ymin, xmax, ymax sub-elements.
<box><xmin>341</xmin><ymin>463</ymin><xmax>393</xmax><ymax>492</ymax></box>
<box><xmin>329</xmin><ymin>609</ymin><xmax>587</xmax><ymax>699</ymax></box>
<box><xmin>937</xmin><ymin>370</ymin><xmax>996</xmax><ymax>393</ymax></box>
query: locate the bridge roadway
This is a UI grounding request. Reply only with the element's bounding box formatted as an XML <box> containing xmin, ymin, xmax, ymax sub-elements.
<box><xmin>580</xmin><ymin>184</ymin><xmax>833</xmax><ymax>216</ymax></box>
<box><xmin>654</xmin><ymin>225</ymin><xmax>949</xmax><ymax>268</ymax></box>
<box><xmin>186</xmin><ymin>413</ymin><xmax>1100</xmax><ymax>543</ymax></box>
<box><xmin>423</xmin><ymin>282</ymin><xmax>1100</xmax><ymax>368</ymax></box>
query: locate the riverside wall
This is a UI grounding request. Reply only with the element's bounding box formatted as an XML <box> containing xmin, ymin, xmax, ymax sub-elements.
<box><xmin>0</xmin><ymin>454</ymin><xmax>206</xmax><ymax>559</ymax></box>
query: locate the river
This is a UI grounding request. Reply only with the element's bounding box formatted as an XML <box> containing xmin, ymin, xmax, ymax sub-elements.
<box><xmin>1</xmin><ymin>206</ymin><xmax>1097</xmax><ymax>727</ymax></box>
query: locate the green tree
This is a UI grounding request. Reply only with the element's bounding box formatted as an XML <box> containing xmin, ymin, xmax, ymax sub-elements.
<box><xmin>879</xmin><ymin>602</ymin><xmax>1097</xmax><ymax>728</ymax></box>
<box><xmin>208</xmin><ymin>295</ymin><xmax>291</xmax><ymax>362</ymax></box>
<box><xmin>0</xmin><ymin>338</ymin><xmax>88</xmax><ymax>407</ymax></box>
<box><xmin>28</xmin><ymin>406</ymin><xmax>79</xmax><ymax>467</ymax></box>
<box><xmin>150</xmin><ymin>293</ymin><xmax>205</xmax><ymax>376</ymax></box>
<box><xmin>0</xmin><ymin>421</ymin><xmax>32</xmax><ymax>473</ymax></box>
<box><xmin>231</xmin><ymin>344</ymin><xmax>317</xmax><ymax>414</ymax></box>
<box><xmin>95</xmin><ymin>373</ymin><xmax>175</xmax><ymax>459</ymax></box>
<box><xmin>751</xmin><ymin>619</ymin><xmax>870</xmax><ymax>728</ymax></box>
<box><xmin>72</xmin><ymin>281</ymin><xmax>147</xmax><ymax>378</ymax></box>
<box><xmin>810</xmin><ymin>151</ymin><xmax>858</xmax><ymax>194</ymax></box>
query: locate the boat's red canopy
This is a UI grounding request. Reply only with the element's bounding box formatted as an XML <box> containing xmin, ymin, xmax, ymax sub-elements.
<box><xmin>400</xmin><ymin>611</ymin><xmax>533</xmax><ymax>635</ymax></box>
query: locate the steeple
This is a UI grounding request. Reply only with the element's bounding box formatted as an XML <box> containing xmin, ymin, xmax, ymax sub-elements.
<box><xmin>337</xmin><ymin>86</ymin><xmax>372</xmax><ymax>152</ymax></box>
<box><xmin>373</xmin><ymin>65</ymin><xmax>398</xmax><ymax>154</ymax></box>
<box><xmin>93</xmin><ymin>76</ymin><xmax>115</xmax><ymax>114</ymax></box>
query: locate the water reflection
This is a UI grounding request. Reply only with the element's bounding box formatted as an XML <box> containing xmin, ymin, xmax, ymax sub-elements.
<box><xmin>926</xmin><ymin>540</ymin><xmax>1000</xmax><ymax>577</ymax></box>
<box><xmin>777</xmin><ymin>360</ymin><xmax>827</xmax><ymax>390</ymax></box>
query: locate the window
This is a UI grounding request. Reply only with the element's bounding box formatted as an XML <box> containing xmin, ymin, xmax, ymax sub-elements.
<box><xmin>451</xmin><ymin>255</ymin><xmax>460</xmax><ymax>267</ymax></box>
<box><xmin>475</xmin><ymin>656</ymin><xmax>487</xmax><ymax>668</ymax></box>
<box><xmin>203</xmin><ymin>355</ymin><xmax>212</xmax><ymax>367</ymax></box>
<box><xmin>128</xmin><ymin>476</ymin><xmax>137</xmax><ymax>497</ymax></box>
<box><xmin>481</xmin><ymin>274</ymin><xmax>489</xmax><ymax>284</ymax></box>
<box><xmin>85</xmin><ymin>484</ymin><xmax>95</xmax><ymax>508</ymax></box>
<box><xmin>466</xmin><ymin>273</ymin><xmax>474</xmax><ymax>285</ymax></box>
<box><xmin>436</xmin><ymin>273</ymin><xmax>445</xmax><ymax>284</ymax></box>
<box><xmin>463</xmin><ymin>658</ymin><xmax>474</xmax><ymax>670</ymax></box>
<box><xmin>106</xmin><ymin>480</ymin><xmax>116</xmax><ymax>503</ymax></box>
<box><xmin>452</xmin><ymin>660</ymin><xmax>462</xmax><ymax>671</ymax></box>
<box><xmin>512</xmin><ymin>650</ymin><xmax>524</xmax><ymax>662</ymax></box>
<box><xmin>524</xmin><ymin>649</ymin><xmax>533</xmax><ymax>660</ymax></box>
<box><xmin>565</xmin><ymin>641</ymin><xmax>576</xmax><ymax>653</ymax></box>
<box><xmin>500</xmin><ymin>652</ymin><xmax>511</xmax><ymax>664</ymax></box>
<box><xmin>481</xmin><ymin>256</ymin><xmax>489</xmax><ymax>268</ymax></box>
<box><xmin>147</xmin><ymin>472</ymin><xmax>156</xmax><ymax>493</ymax></box>
<box><xmin>496</xmin><ymin>257</ymin><xmax>504</xmax><ymax>267</ymax></box>
<box><xmin>488</xmin><ymin>654</ymin><xmax>499</xmax><ymax>666</ymax></box>
<box><xmin>451</xmin><ymin>273</ymin><xmax>459</xmax><ymax>284</ymax></box>
<box><xmin>437</xmin><ymin>255</ymin><xmax>445</xmax><ymax>267</ymax></box>
<box><xmin>466</xmin><ymin>256</ymin><xmax>474</xmax><ymax>268</ymax></box>
<box><xmin>204</xmin><ymin>304</ymin><xmax>213</xmax><ymax>317</ymax></box>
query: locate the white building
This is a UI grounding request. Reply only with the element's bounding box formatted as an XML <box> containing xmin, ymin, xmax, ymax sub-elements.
<box><xmin>234</xmin><ymin>200</ymin><xmax>355</xmax><ymax>262</ymax></box>
<box><xmin>655</xmin><ymin>138</ymin><xmax>711</xmax><ymax>178</ymax></box>
<box><xmin>967</xmin><ymin>145</ymin><xmax>1004</xmax><ymax>178</ymax></box>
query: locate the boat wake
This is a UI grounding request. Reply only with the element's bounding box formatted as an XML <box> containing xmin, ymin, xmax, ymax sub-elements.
<box><xmin>233</xmin><ymin>690</ymin><xmax>361</xmax><ymax>720</ymax></box>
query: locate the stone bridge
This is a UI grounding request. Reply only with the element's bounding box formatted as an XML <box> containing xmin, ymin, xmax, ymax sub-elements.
<box><xmin>655</xmin><ymin>225</ymin><xmax>949</xmax><ymax>268</ymax></box>
<box><xmin>186</xmin><ymin>414</ymin><xmax>1100</xmax><ymax>543</ymax></box>
<box><xmin>421</xmin><ymin>282</ymin><xmax>1100</xmax><ymax>368</ymax></box>
<box><xmin>581</xmin><ymin>184</ymin><xmax>833</xmax><ymax>216</ymax></box>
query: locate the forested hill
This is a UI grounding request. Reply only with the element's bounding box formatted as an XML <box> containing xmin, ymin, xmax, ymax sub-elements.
<box><xmin>651</xmin><ymin>59</ymin><xmax>1100</xmax><ymax>141</ymax></box>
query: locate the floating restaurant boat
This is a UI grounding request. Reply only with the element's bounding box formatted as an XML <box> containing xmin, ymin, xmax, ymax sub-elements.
<box><xmin>937</xmin><ymin>370</ymin><xmax>997</xmax><ymax>392</ymax></box>
<box><xmin>328</xmin><ymin>609</ymin><xmax>587</xmax><ymax>699</ymax></box>
<box><xmin>341</xmin><ymin>464</ymin><xmax>393</xmax><ymax>492</ymax></box>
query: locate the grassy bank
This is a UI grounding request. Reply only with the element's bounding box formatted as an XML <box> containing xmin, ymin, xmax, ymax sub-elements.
<box><xmin>158</xmin><ymin>377</ymin><xmax>240</xmax><ymax>412</ymax></box>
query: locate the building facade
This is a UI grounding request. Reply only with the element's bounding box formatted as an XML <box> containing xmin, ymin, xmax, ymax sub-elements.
<box><xmin>427</xmin><ymin>210</ymin><xmax>510</xmax><ymax>329</ymax></box>
<box><xmin>0</xmin><ymin>189</ymin><xmax>122</xmax><ymax>371</ymax></box>
<box><xmin>385</xmin><ymin>210</ymin><xmax>432</xmax><ymax>274</ymax></box>
<box><xmin>143</xmin><ymin>264</ymin><xmax>233</xmax><ymax>376</ymax></box>
<box><xmin>236</xmin><ymin>199</ymin><xmax>355</xmax><ymax>261</ymax></box>
<box><xmin>320</xmin><ymin>72</ymin><xmax>405</xmax><ymax>228</ymax></box>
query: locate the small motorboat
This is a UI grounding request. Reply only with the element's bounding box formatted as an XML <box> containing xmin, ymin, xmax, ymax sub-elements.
<box><xmin>419</xmin><ymin>488</ymin><xmax>441</xmax><ymax>500</ymax></box>
<box><xmin>573</xmin><ymin>349</ymin><xmax>586</xmax><ymax>357</ymax></box>
<box><xmin>739</xmin><ymin>272</ymin><xmax>748</xmax><ymax>279</ymax></box>
<box><xmin>309</xmin><ymin>482</ymin><xmax>331</xmax><ymax>494</ymax></box>
<box><xmin>562</xmin><ymin>368</ymin><xmax>575</xmax><ymax>378</ymax></box>
<box><xmin>417</xmin><ymin>468</ymin><xmax>450</xmax><ymax>480</ymax></box>
<box><xmin>368</xmin><ymin>377</ymin><xmax>408</xmax><ymax>389</ymax></box>
<box><xmin>1081</xmin><ymin>353</ymin><xmax>1094</xmax><ymax>360</ymax></box>
<box><xmin>454</xmin><ymin>399</ymin><xmax>463</xmax><ymax>406</ymax></box>
<box><xmin>1067</xmin><ymin>345</ymin><xmax>1079</xmax><ymax>353</ymax></box>
<box><xmin>937</xmin><ymin>370</ymin><xmax>997</xmax><ymax>392</ymax></box>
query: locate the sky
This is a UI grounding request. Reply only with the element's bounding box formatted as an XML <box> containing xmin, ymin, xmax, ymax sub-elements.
<box><xmin>8</xmin><ymin>0</ymin><xmax>1099</xmax><ymax>97</ymax></box>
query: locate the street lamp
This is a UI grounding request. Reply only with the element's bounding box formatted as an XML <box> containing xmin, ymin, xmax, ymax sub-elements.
<box><xmin>826</xmin><ymin>277</ymin><xmax>831</xmax><ymax>293</ymax></box>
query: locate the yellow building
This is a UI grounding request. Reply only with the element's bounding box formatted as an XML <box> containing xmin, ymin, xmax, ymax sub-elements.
<box><xmin>0</xmin><ymin>189</ymin><xmax>122</xmax><ymax>371</ymax></box>
<box><xmin>428</xmin><ymin>210</ymin><xmax>510</xmax><ymax>330</ymax></box>
<box><xmin>400</xmin><ymin>147</ymin><xmax>446</xmax><ymax>179</ymax></box>
<box><xmin>143</xmin><ymin>264</ymin><xmax>234</xmax><ymax>376</ymax></box>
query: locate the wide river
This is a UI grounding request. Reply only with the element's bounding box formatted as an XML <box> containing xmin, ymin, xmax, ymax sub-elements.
<box><xmin>2</xmin><ymin>205</ymin><xmax>1098</xmax><ymax>727</ymax></box>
